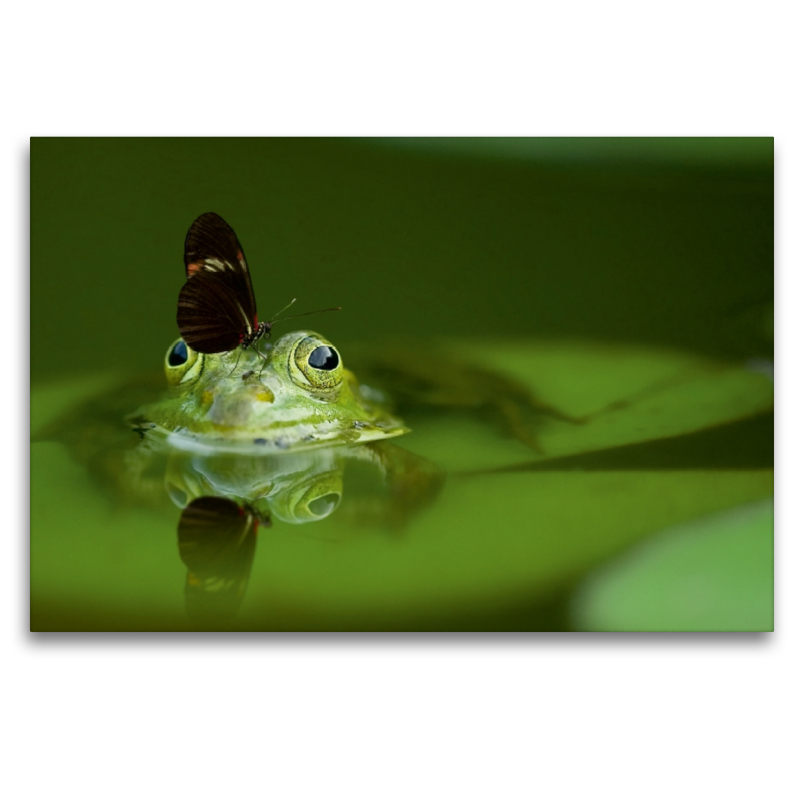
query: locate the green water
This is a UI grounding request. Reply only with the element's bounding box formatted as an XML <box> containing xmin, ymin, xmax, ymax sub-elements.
<box><xmin>30</xmin><ymin>138</ymin><xmax>774</xmax><ymax>631</ymax></box>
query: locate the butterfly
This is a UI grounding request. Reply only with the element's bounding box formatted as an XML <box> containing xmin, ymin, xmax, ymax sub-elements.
<box><xmin>176</xmin><ymin>213</ymin><xmax>340</xmax><ymax>363</ymax></box>
<box><xmin>177</xmin><ymin>212</ymin><xmax>272</xmax><ymax>355</ymax></box>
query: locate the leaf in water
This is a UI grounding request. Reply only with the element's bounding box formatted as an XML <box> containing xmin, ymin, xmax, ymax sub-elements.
<box><xmin>570</xmin><ymin>500</ymin><xmax>774</xmax><ymax>632</ymax></box>
<box><xmin>400</xmin><ymin>340</ymin><xmax>773</xmax><ymax>471</ymax></box>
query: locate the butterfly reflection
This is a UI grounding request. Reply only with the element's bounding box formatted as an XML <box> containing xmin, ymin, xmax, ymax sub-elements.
<box><xmin>177</xmin><ymin>496</ymin><xmax>269</xmax><ymax>624</ymax></box>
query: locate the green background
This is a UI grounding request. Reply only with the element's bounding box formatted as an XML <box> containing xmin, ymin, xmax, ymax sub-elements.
<box><xmin>31</xmin><ymin>138</ymin><xmax>773</xmax><ymax>382</ymax></box>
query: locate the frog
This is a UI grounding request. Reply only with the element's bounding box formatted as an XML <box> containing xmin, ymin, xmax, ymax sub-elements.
<box><xmin>127</xmin><ymin>329</ymin><xmax>410</xmax><ymax>455</ymax></box>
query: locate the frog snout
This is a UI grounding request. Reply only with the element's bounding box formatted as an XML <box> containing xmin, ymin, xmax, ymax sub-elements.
<box><xmin>206</xmin><ymin>387</ymin><xmax>273</xmax><ymax>426</ymax></box>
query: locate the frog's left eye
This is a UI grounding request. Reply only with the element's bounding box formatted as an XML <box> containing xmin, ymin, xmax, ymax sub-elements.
<box><xmin>291</xmin><ymin>336</ymin><xmax>344</xmax><ymax>395</ymax></box>
<box><xmin>165</xmin><ymin>338</ymin><xmax>203</xmax><ymax>387</ymax></box>
<box><xmin>308</xmin><ymin>346</ymin><xmax>339</xmax><ymax>371</ymax></box>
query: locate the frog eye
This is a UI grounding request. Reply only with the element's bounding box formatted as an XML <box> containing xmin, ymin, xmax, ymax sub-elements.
<box><xmin>308</xmin><ymin>346</ymin><xmax>339</xmax><ymax>371</ymax></box>
<box><xmin>164</xmin><ymin>338</ymin><xmax>204</xmax><ymax>387</ymax></box>
<box><xmin>168</xmin><ymin>340</ymin><xmax>188</xmax><ymax>366</ymax></box>
<box><xmin>291</xmin><ymin>336</ymin><xmax>344</xmax><ymax>394</ymax></box>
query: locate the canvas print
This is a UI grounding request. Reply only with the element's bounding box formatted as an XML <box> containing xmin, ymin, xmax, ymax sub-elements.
<box><xmin>30</xmin><ymin>137</ymin><xmax>774</xmax><ymax>631</ymax></box>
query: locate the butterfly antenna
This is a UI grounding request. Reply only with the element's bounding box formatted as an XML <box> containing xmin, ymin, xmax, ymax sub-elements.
<box><xmin>273</xmin><ymin>306</ymin><xmax>342</xmax><ymax>323</ymax></box>
<box><xmin>269</xmin><ymin>298</ymin><xmax>297</xmax><ymax>322</ymax></box>
<box><xmin>270</xmin><ymin>297</ymin><xmax>342</xmax><ymax>326</ymax></box>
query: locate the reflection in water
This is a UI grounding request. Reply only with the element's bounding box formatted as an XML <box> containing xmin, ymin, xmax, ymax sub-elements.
<box><xmin>177</xmin><ymin>497</ymin><xmax>267</xmax><ymax>623</ymax></box>
<box><xmin>166</xmin><ymin>442</ymin><xmax>444</xmax><ymax>623</ymax></box>
<box><xmin>163</xmin><ymin>441</ymin><xmax>444</xmax><ymax>527</ymax></box>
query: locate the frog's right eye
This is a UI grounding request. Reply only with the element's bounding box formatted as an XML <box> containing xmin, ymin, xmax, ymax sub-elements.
<box><xmin>165</xmin><ymin>338</ymin><xmax>203</xmax><ymax>387</ymax></box>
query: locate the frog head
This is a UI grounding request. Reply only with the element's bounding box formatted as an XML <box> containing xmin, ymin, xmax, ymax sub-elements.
<box><xmin>134</xmin><ymin>330</ymin><xmax>408</xmax><ymax>453</ymax></box>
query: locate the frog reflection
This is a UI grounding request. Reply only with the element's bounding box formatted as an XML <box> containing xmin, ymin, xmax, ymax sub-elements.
<box><xmin>169</xmin><ymin>438</ymin><xmax>444</xmax><ymax>623</ymax></box>
<box><xmin>162</xmin><ymin>438</ymin><xmax>442</xmax><ymax>528</ymax></box>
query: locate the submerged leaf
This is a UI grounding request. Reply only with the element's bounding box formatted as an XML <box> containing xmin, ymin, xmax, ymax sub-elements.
<box><xmin>389</xmin><ymin>339</ymin><xmax>773</xmax><ymax>471</ymax></box>
<box><xmin>570</xmin><ymin>500</ymin><xmax>774</xmax><ymax>632</ymax></box>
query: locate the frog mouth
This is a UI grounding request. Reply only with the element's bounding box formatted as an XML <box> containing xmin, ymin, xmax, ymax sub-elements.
<box><xmin>140</xmin><ymin>418</ymin><xmax>409</xmax><ymax>455</ymax></box>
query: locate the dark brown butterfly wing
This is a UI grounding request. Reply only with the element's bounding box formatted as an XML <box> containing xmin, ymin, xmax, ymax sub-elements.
<box><xmin>184</xmin><ymin>213</ymin><xmax>249</xmax><ymax>276</ymax></box>
<box><xmin>178</xmin><ymin>213</ymin><xmax>258</xmax><ymax>353</ymax></box>
<box><xmin>177</xmin><ymin>271</ymin><xmax>255</xmax><ymax>353</ymax></box>
<box><xmin>177</xmin><ymin>496</ymin><xmax>263</xmax><ymax>623</ymax></box>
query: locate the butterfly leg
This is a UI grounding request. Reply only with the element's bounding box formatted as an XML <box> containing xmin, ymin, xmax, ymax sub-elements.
<box><xmin>227</xmin><ymin>347</ymin><xmax>244</xmax><ymax>378</ymax></box>
<box><xmin>256</xmin><ymin>347</ymin><xmax>270</xmax><ymax>379</ymax></box>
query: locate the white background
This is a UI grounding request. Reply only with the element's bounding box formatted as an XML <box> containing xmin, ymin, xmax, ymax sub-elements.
<box><xmin>7</xmin><ymin>2</ymin><xmax>795</xmax><ymax>798</ymax></box>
